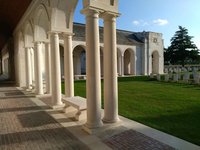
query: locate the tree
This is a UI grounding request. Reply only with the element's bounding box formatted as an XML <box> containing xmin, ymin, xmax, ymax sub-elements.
<box><xmin>165</xmin><ymin>26</ymin><xmax>199</xmax><ymax>66</ymax></box>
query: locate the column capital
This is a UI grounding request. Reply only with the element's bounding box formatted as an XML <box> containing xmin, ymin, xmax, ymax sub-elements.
<box><xmin>25</xmin><ymin>47</ymin><xmax>33</xmax><ymax>50</ymax></box>
<box><xmin>81</xmin><ymin>8</ymin><xmax>100</xmax><ymax>17</ymax></box>
<box><xmin>62</xmin><ymin>32</ymin><xmax>74</xmax><ymax>37</ymax></box>
<box><xmin>47</xmin><ymin>31</ymin><xmax>60</xmax><ymax>36</ymax></box>
<box><xmin>61</xmin><ymin>32</ymin><xmax>74</xmax><ymax>40</ymax></box>
<box><xmin>34</xmin><ymin>41</ymin><xmax>43</xmax><ymax>45</ymax></box>
<box><xmin>100</xmin><ymin>11</ymin><xmax>120</xmax><ymax>20</ymax></box>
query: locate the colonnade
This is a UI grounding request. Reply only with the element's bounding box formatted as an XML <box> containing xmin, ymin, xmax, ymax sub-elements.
<box><xmin>24</xmin><ymin>8</ymin><xmax>119</xmax><ymax>129</ymax></box>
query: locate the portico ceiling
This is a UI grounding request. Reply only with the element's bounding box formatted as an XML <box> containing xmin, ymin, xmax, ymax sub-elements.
<box><xmin>0</xmin><ymin>0</ymin><xmax>32</xmax><ymax>51</ymax></box>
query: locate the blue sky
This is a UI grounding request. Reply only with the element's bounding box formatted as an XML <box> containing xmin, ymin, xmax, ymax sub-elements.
<box><xmin>74</xmin><ymin>0</ymin><xmax>200</xmax><ymax>49</ymax></box>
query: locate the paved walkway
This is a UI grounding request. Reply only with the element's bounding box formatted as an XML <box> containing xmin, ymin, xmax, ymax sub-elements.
<box><xmin>0</xmin><ymin>87</ymin><xmax>89</xmax><ymax>150</ymax></box>
<box><xmin>0</xmin><ymin>86</ymin><xmax>200</xmax><ymax>150</ymax></box>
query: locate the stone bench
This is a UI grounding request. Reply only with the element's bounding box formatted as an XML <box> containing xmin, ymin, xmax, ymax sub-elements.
<box><xmin>74</xmin><ymin>75</ymin><xmax>86</xmax><ymax>80</ymax></box>
<box><xmin>62</xmin><ymin>96</ymin><xmax>87</xmax><ymax>121</ymax></box>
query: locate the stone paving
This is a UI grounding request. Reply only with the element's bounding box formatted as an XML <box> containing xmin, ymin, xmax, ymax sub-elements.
<box><xmin>103</xmin><ymin>129</ymin><xmax>175</xmax><ymax>150</ymax></box>
<box><xmin>0</xmin><ymin>87</ymin><xmax>89</xmax><ymax>150</ymax></box>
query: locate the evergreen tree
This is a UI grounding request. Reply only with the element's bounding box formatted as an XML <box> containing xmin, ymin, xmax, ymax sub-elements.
<box><xmin>165</xmin><ymin>26</ymin><xmax>199</xmax><ymax>66</ymax></box>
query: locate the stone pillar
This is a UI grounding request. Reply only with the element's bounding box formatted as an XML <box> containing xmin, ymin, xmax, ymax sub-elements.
<box><xmin>121</xmin><ymin>55</ymin><xmax>124</xmax><ymax>76</ymax></box>
<box><xmin>25</xmin><ymin>47</ymin><xmax>32</xmax><ymax>89</ymax></box>
<box><xmin>30</xmin><ymin>48</ymin><xmax>35</xmax><ymax>86</ymax></box>
<box><xmin>142</xmin><ymin>38</ymin><xmax>147</xmax><ymax>75</ymax></box>
<box><xmin>63</xmin><ymin>33</ymin><xmax>74</xmax><ymax>97</ymax></box>
<box><xmin>50</xmin><ymin>32</ymin><xmax>62</xmax><ymax>106</ymax></box>
<box><xmin>118</xmin><ymin>54</ymin><xmax>122</xmax><ymax>76</ymax></box>
<box><xmin>83</xmin><ymin>9</ymin><xmax>103</xmax><ymax>128</ymax></box>
<box><xmin>102</xmin><ymin>12</ymin><xmax>119</xmax><ymax>123</ymax></box>
<box><xmin>34</xmin><ymin>42</ymin><xmax>44</xmax><ymax>95</ymax></box>
<box><xmin>45</xmin><ymin>42</ymin><xmax>51</xmax><ymax>94</ymax></box>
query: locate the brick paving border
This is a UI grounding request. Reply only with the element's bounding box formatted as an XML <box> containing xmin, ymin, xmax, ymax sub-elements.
<box><xmin>103</xmin><ymin>129</ymin><xmax>176</xmax><ymax>150</ymax></box>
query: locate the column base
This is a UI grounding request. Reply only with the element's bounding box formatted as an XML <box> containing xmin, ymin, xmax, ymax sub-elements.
<box><xmin>83</xmin><ymin>120</ymin><xmax>122</xmax><ymax>135</ymax></box>
<box><xmin>26</xmin><ymin>88</ymin><xmax>32</xmax><ymax>92</ymax></box>
<box><xmin>102</xmin><ymin>117</ymin><xmax>120</xmax><ymax>123</ymax></box>
<box><xmin>51</xmin><ymin>104</ymin><xmax>65</xmax><ymax>110</ymax></box>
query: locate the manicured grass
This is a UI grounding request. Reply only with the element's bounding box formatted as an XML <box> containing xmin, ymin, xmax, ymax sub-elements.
<box><xmin>62</xmin><ymin>76</ymin><xmax>200</xmax><ymax>145</ymax></box>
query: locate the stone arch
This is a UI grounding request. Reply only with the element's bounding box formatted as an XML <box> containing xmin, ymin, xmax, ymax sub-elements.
<box><xmin>50</xmin><ymin>0</ymin><xmax>78</xmax><ymax>32</ymax></box>
<box><xmin>123</xmin><ymin>48</ymin><xmax>136</xmax><ymax>75</ymax></box>
<box><xmin>24</xmin><ymin>21</ymin><xmax>34</xmax><ymax>47</ymax></box>
<box><xmin>34</xmin><ymin>4</ymin><xmax>50</xmax><ymax>42</ymax></box>
<box><xmin>152</xmin><ymin>51</ymin><xmax>159</xmax><ymax>74</ymax></box>
<box><xmin>73</xmin><ymin>45</ymin><xmax>86</xmax><ymax>76</ymax></box>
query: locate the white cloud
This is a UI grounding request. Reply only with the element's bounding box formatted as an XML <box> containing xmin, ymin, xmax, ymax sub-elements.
<box><xmin>132</xmin><ymin>19</ymin><xmax>169</xmax><ymax>27</ymax></box>
<box><xmin>153</xmin><ymin>19</ymin><xmax>169</xmax><ymax>26</ymax></box>
<box><xmin>132</xmin><ymin>20</ymin><xmax>149</xmax><ymax>26</ymax></box>
<box><xmin>132</xmin><ymin>20</ymin><xmax>140</xmax><ymax>26</ymax></box>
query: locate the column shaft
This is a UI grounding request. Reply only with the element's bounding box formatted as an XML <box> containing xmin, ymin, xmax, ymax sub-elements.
<box><xmin>121</xmin><ymin>55</ymin><xmax>124</xmax><ymax>76</ymax></box>
<box><xmin>103</xmin><ymin>13</ymin><xmax>119</xmax><ymax>123</ymax></box>
<box><xmin>143</xmin><ymin>38</ymin><xmax>148</xmax><ymax>75</ymax></box>
<box><xmin>45</xmin><ymin>42</ymin><xmax>52</xmax><ymax>94</ymax></box>
<box><xmin>50</xmin><ymin>32</ymin><xmax>62</xmax><ymax>106</ymax></box>
<box><xmin>30</xmin><ymin>48</ymin><xmax>35</xmax><ymax>86</ymax></box>
<box><xmin>84</xmin><ymin>9</ymin><xmax>102</xmax><ymax>128</ymax></box>
<box><xmin>118</xmin><ymin>55</ymin><xmax>122</xmax><ymax>76</ymax></box>
<box><xmin>34</xmin><ymin>42</ymin><xmax>44</xmax><ymax>95</ymax></box>
<box><xmin>25</xmin><ymin>47</ymin><xmax>32</xmax><ymax>89</ymax></box>
<box><xmin>63</xmin><ymin>34</ymin><xmax>74</xmax><ymax>97</ymax></box>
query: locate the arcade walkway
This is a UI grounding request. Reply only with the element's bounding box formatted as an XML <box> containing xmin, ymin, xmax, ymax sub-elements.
<box><xmin>0</xmin><ymin>86</ymin><xmax>199</xmax><ymax>150</ymax></box>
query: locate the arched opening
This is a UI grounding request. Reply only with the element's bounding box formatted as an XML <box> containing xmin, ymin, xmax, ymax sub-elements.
<box><xmin>60</xmin><ymin>45</ymin><xmax>64</xmax><ymax>80</ymax></box>
<box><xmin>73</xmin><ymin>45</ymin><xmax>86</xmax><ymax>76</ymax></box>
<box><xmin>100</xmin><ymin>47</ymin><xmax>103</xmax><ymax>76</ymax></box>
<box><xmin>80</xmin><ymin>51</ymin><xmax>86</xmax><ymax>75</ymax></box>
<box><xmin>124</xmin><ymin>49</ymin><xmax>135</xmax><ymax>75</ymax></box>
<box><xmin>152</xmin><ymin>51</ymin><xmax>159</xmax><ymax>74</ymax></box>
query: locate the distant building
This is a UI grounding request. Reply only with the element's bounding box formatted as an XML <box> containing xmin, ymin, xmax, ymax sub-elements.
<box><xmin>59</xmin><ymin>23</ymin><xmax>164</xmax><ymax>78</ymax></box>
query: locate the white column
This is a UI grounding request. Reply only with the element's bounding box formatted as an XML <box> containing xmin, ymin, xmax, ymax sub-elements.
<box><xmin>30</xmin><ymin>48</ymin><xmax>35</xmax><ymax>85</ymax></box>
<box><xmin>83</xmin><ymin>9</ymin><xmax>103</xmax><ymax>128</ymax></box>
<box><xmin>63</xmin><ymin>34</ymin><xmax>74</xmax><ymax>97</ymax></box>
<box><xmin>143</xmin><ymin>38</ymin><xmax>148</xmax><ymax>75</ymax></box>
<box><xmin>34</xmin><ymin>42</ymin><xmax>44</xmax><ymax>95</ymax></box>
<box><xmin>118</xmin><ymin>55</ymin><xmax>122</xmax><ymax>76</ymax></box>
<box><xmin>102</xmin><ymin>13</ymin><xmax>119</xmax><ymax>123</ymax></box>
<box><xmin>50</xmin><ymin>32</ymin><xmax>62</xmax><ymax>106</ymax></box>
<box><xmin>45</xmin><ymin>42</ymin><xmax>52</xmax><ymax>94</ymax></box>
<box><xmin>121</xmin><ymin>55</ymin><xmax>124</xmax><ymax>76</ymax></box>
<box><xmin>25</xmin><ymin>47</ymin><xmax>32</xmax><ymax>89</ymax></box>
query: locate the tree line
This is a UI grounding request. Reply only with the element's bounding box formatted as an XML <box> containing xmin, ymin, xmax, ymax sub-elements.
<box><xmin>164</xmin><ymin>26</ymin><xmax>200</xmax><ymax>66</ymax></box>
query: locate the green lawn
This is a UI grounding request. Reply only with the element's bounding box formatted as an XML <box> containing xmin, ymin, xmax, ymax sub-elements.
<box><xmin>62</xmin><ymin>76</ymin><xmax>200</xmax><ymax>145</ymax></box>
